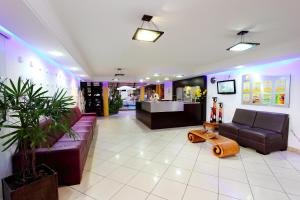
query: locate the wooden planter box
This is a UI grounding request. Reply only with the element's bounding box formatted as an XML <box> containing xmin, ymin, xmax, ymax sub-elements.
<box><xmin>2</xmin><ymin>164</ymin><xmax>58</xmax><ymax>200</ymax></box>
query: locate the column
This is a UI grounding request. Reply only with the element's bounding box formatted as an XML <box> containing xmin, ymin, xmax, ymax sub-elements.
<box><xmin>156</xmin><ymin>84</ymin><xmax>161</xmax><ymax>95</ymax></box>
<box><xmin>140</xmin><ymin>84</ymin><xmax>145</xmax><ymax>101</ymax></box>
<box><xmin>102</xmin><ymin>81</ymin><xmax>109</xmax><ymax>117</ymax></box>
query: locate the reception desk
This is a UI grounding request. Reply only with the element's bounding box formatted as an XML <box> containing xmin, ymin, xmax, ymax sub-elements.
<box><xmin>136</xmin><ymin>101</ymin><xmax>206</xmax><ymax>129</ymax></box>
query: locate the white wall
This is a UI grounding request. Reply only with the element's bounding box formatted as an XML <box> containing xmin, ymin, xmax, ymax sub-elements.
<box><xmin>0</xmin><ymin>36</ymin><xmax>5</xmax><ymax>76</ymax></box>
<box><xmin>164</xmin><ymin>81</ymin><xmax>173</xmax><ymax>100</ymax></box>
<box><xmin>206</xmin><ymin>59</ymin><xmax>300</xmax><ymax>149</ymax></box>
<box><xmin>0</xmin><ymin>35</ymin><xmax>79</xmax><ymax>198</ymax></box>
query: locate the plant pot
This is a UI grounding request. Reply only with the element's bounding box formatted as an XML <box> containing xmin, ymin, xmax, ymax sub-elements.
<box><xmin>2</xmin><ymin>164</ymin><xmax>58</xmax><ymax>200</ymax></box>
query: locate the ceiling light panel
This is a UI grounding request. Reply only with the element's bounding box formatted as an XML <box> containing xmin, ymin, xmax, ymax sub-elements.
<box><xmin>49</xmin><ymin>51</ymin><xmax>64</xmax><ymax>57</ymax></box>
<box><xmin>132</xmin><ymin>28</ymin><xmax>164</xmax><ymax>42</ymax></box>
<box><xmin>227</xmin><ymin>42</ymin><xmax>259</xmax><ymax>52</ymax></box>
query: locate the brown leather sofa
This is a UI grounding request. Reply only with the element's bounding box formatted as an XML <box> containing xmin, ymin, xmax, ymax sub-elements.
<box><xmin>219</xmin><ymin>108</ymin><xmax>289</xmax><ymax>155</ymax></box>
<box><xmin>12</xmin><ymin>107</ymin><xmax>97</xmax><ymax>185</ymax></box>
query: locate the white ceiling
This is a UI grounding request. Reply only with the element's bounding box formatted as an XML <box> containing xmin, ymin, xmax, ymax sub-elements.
<box><xmin>1</xmin><ymin>0</ymin><xmax>300</xmax><ymax>82</ymax></box>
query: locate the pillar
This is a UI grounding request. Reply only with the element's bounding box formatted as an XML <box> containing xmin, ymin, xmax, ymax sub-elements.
<box><xmin>156</xmin><ymin>84</ymin><xmax>161</xmax><ymax>95</ymax></box>
<box><xmin>102</xmin><ymin>81</ymin><xmax>109</xmax><ymax>117</ymax></box>
<box><xmin>140</xmin><ymin>85</ymin><xmax>145</xmax><ymax>101</ymax></box>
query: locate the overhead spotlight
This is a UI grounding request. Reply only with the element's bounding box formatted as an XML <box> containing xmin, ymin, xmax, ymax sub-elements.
<box><xmin>175</xmin><ymin>74</ymin><xmax>184</xmax><ymax>78</ymax></box>
<box><xmin>132</xmin><ymin>15</ymin><xmax>164</xmax><ymax>42</ymax></box>
<box><xmin>69</xmin><ymin>67</ymin><xmax>80</xmax><ymax>71</ymax></box>
<box><xmin>227</xmin><ymin>31</ymin><xmax>260</xmax><ymax>52</ymax></box>
<box><xmin>139</xmin><ymin>79</ymin><xmax>144</xmax><ymax>83</ymax></box>
<box><xmin>153</xmin><ymin>73</ymin><xmax>160</xmax><ymax>77</ymax></box>
<box><xmin>235</xmin><ymin>65</ymin><xmax>245</xmax><ymax>69</ymax></box>
<box><xmin>164</xmin><ymin>77</ymin><xmax>170</xmax><ymax>81</ymax></box>
<box><xmin>156</xmin><ymin>80</ymin><xmax>160</xmax><ymax>83</ymax></box>
<box><xmin>145</xmin><ymin>77</ymin><xmax>150</xmax><ymax>80</ymax></box>
<box><xmin>49</xmin><ymin>51</ymin><xmax>64</xmax><ymax>57</ymax></box>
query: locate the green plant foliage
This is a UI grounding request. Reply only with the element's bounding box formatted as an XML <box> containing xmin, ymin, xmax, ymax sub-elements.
<box><xmin>0</xmin><ymin>77</ymin><xmax>75</xmax><ymax>178</ymax></box>
<box><xmin>109</xmin><ymin>88</ymin><xmax>123</xmax><ymax>114</ymax></box>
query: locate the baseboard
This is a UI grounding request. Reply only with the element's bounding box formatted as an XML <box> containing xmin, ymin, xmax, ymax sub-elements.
<box><xmin>288</xmin><ymin>146</ymin><xmax>300</xmax><ymax>154</ymax></box>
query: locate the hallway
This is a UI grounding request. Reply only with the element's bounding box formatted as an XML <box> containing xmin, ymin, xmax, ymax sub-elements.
<box><xmin>59</xmin><ymin>111</ymin><xmax>300</xmax><ymax>200</ymax></box>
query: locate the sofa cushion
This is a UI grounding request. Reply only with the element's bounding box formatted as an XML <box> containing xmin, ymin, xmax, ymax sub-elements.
<box><xmin>253</xmin><ymin>112</ymin><xmax>288</xmax><ymax>134</ymax></box>
<box><xmin>75</xmin><ymin>122</ymin><xmax>94</xmax><ymax>127</ymax></box>
<box><xmin>232</xmin><ymin>109</ymin><xmax>257</xmax><ymax>127</ymax></box>
<box><xmin>219</xmin><ymin>122</ymin><xmax>249</xmax><ymax>140</ymax></box>
<box><xmin>73</xmin><ymin>107</ymin><xmax>82</xmax><ymax>120</ymax></box>
<box><xmin>39</xmin><ymin>119</ymin><xmax>65</xmax><ymax>148</ymax></box>
<box><xmin>219</xmin><ymin>123</ymin><xmax>249</xmax><ymax>135</ymax></box>
<box><xmin>79</xmin><ymin>116</ymin><xmax>96</xmax><ymax>122</ymax></box>
<box><xmin>239</xmin><ymin>128</ymin><xmax>282</xmax><ymax>143</ymax></box>
<box><xmin>72</xmin><ymin>125</ymin><xmax>92</xmax><ymax>132</ymax></box>
<box><xmin>64</xmin><ymin>110</ymin><xmax>78</xmax><ymax>127</ymax></box>
<box><xmin>59</xmin><ymin>131</ymin><xmax>90</xmax><ymax>142</ymax></box>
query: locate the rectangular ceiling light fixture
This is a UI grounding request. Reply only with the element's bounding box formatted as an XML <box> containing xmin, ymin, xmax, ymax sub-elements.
<box><xmin>227</xmin><ymin>42</ymin><xmax>260</xmax><ymax>51</ymax></box>
<box><xmin>227</xmin><ymin>31</ymin><xmax>260</xmax><ymax>52</ymax></box>
<box><xmin>132</xmin><ymin>15</ymin><xmax>164</xmax><ymax>42</ymax></box>
<box><xmin>132</xmin><ymin>28</ymin><xmax>164</xmax><ymax>42</ymax></box>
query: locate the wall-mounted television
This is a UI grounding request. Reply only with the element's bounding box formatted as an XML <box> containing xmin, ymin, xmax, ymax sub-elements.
<box><xmin>217</xmin><ymin>80</ymin><xmax>236</xmax><ymax>94</ymax></box>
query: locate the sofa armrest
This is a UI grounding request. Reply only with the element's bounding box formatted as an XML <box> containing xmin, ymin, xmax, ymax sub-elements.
<box><xmin>82</xmin><ymin>112</ymin><xmax>97</xmax><ymax>116</ymax></box>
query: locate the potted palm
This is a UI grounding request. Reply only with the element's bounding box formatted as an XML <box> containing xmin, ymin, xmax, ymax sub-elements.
<box><xmin>109</xmin><ymin>88</ymin><xmax>123</xmax><ymax>115</ymax></box>
<box><xmin>0</xmin><ymin>77</ymin><xmax>75</xmax><ymax>200</ymax></box>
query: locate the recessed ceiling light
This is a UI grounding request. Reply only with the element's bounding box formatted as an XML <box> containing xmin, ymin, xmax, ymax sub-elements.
<box><xmin>156</xmin><ymin>80</ymin><xmax>160</xmax><ymax>83</ymax></box>
<box><xmin>139</xmin><ymin>79</ymin><xmax>144</xmax><ymax>83</ymax></box>
<box><xmin>145</xmin><ymin>77</ymin><xmax>150</xmax><ymax>80</ymax></box>
<box><xmin>79</xmin><ymin>74</ymin><xmax>87</xmax><ymax>77</ymax></box>
<box><xmin>235</xmin><ymin>65</ymin><xmax>245</xmax><ymax>69</ymax></box>
<box><xmin>132</xmin><ymin>15</ymin><xmax>164</xmax><ymax>42</ymax></box>
<box><xmin>153</xmin><ymin>73</ymin><xmax>160</xmax><ymax>77</ymax></box>
<box><xmin>49</xmin><ymin>51</ymin><xmax>64</xmax><ymax>57</ymax></box>
<box><xmin>175</xmin><ymin>74</ymin><xmax>184</xmax><ymax>78</ymax></box>
<box><xmin>227</xmin><ymin>31</ymin><xmax>260</xmax><ymax>52</ymax></box>
<box><xmin>69</xmin><ymin>67</ymin><xmax>80</xmax><ymax>71</ymax></box>
<box><xmin>164</xmin><ymin>77</ymin><xmax>169</xmax><ymax>81</ymax></box>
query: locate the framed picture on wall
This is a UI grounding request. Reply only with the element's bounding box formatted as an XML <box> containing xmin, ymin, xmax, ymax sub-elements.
<box><xmin>217</xmin><ymin>80</ymin><xmax>236</xmax><ymax>94</ymax></box>
<box><xmin>241</xmin><ymin>74</ymin><xmax>291</xmax><ymax>107</ymax></box>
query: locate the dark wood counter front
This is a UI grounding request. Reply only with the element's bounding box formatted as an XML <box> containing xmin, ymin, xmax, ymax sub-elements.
<box><xmin>136</xmin><ymin>102</ymin><xmax>206</xmax><ymax>129</ymax></box>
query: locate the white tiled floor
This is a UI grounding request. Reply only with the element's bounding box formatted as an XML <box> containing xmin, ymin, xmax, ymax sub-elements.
<box><xmin>59</xmin><ymin>111</ymin><xmax>300</xmax><ymax>200</ymax></box>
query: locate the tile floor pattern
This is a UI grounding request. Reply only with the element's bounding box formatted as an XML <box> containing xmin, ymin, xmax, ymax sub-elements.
<box><xmin>59</xmin><ymin>111</ymin><xmax>300</xmax><ymax>200</ymax></box>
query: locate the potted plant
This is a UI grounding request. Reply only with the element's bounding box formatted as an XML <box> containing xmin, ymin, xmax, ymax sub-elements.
<box><xmin>109</xmin><ymin>88</ymin><xmax>123</xmax><ymax>115</ymax></box>
<box><xmin>0</xmin><ymin>77</ymin><xmax>75</xmax><ymax>200</ymax></box>
<box><xmin>195</xmin><ymin>88</ymin><xmax>207</xmax><ymax>102</ymax></box>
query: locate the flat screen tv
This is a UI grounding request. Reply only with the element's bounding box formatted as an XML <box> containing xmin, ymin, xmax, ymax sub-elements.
<box><xmin>217</xmin><ymin>80</ymin><xmax>236</xmax><ymax>94</ymax></box>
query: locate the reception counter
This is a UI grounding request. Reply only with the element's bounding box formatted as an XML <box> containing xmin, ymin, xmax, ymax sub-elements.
<box><xmin>136</xmin><ymin>101</ymin><xmax>206</xmax><ymax>129</ymax></box>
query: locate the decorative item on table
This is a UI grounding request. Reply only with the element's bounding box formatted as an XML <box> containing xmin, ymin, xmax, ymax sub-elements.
<box><xmin>210</xmin><ymin>107</ymin><xmax>214</xmax><ymax>122</ymax></box>
<box><xmin>210</xmin><ymin>97</ymin><xmax>217</xmax><ymax>122</ymax></box>
<box><xmin>218</xmin><ymin>102</ymin><xmax>223</xmax><ymax>123</ymax></box>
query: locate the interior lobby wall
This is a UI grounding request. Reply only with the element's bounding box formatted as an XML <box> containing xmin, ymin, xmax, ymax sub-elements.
<box><xmin>206</xmin><ymin>58</ymin><xmax>300</xmax><ymax>149</ymax></box>
<box><xmin>0</xmin><ymin>34</ymin><xmax>80</xmax><ymax>198</ymax></box>
<box><xmin>164</xmin><ymin>81</ymin><xmax>173</xmax><ymax>100</ymax></box>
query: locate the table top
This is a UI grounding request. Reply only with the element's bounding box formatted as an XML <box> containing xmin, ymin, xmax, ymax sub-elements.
<box><xmin>203</xmin><ymin>121</ymin><xmax>220</xmax><ymax>126</ymax></box>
